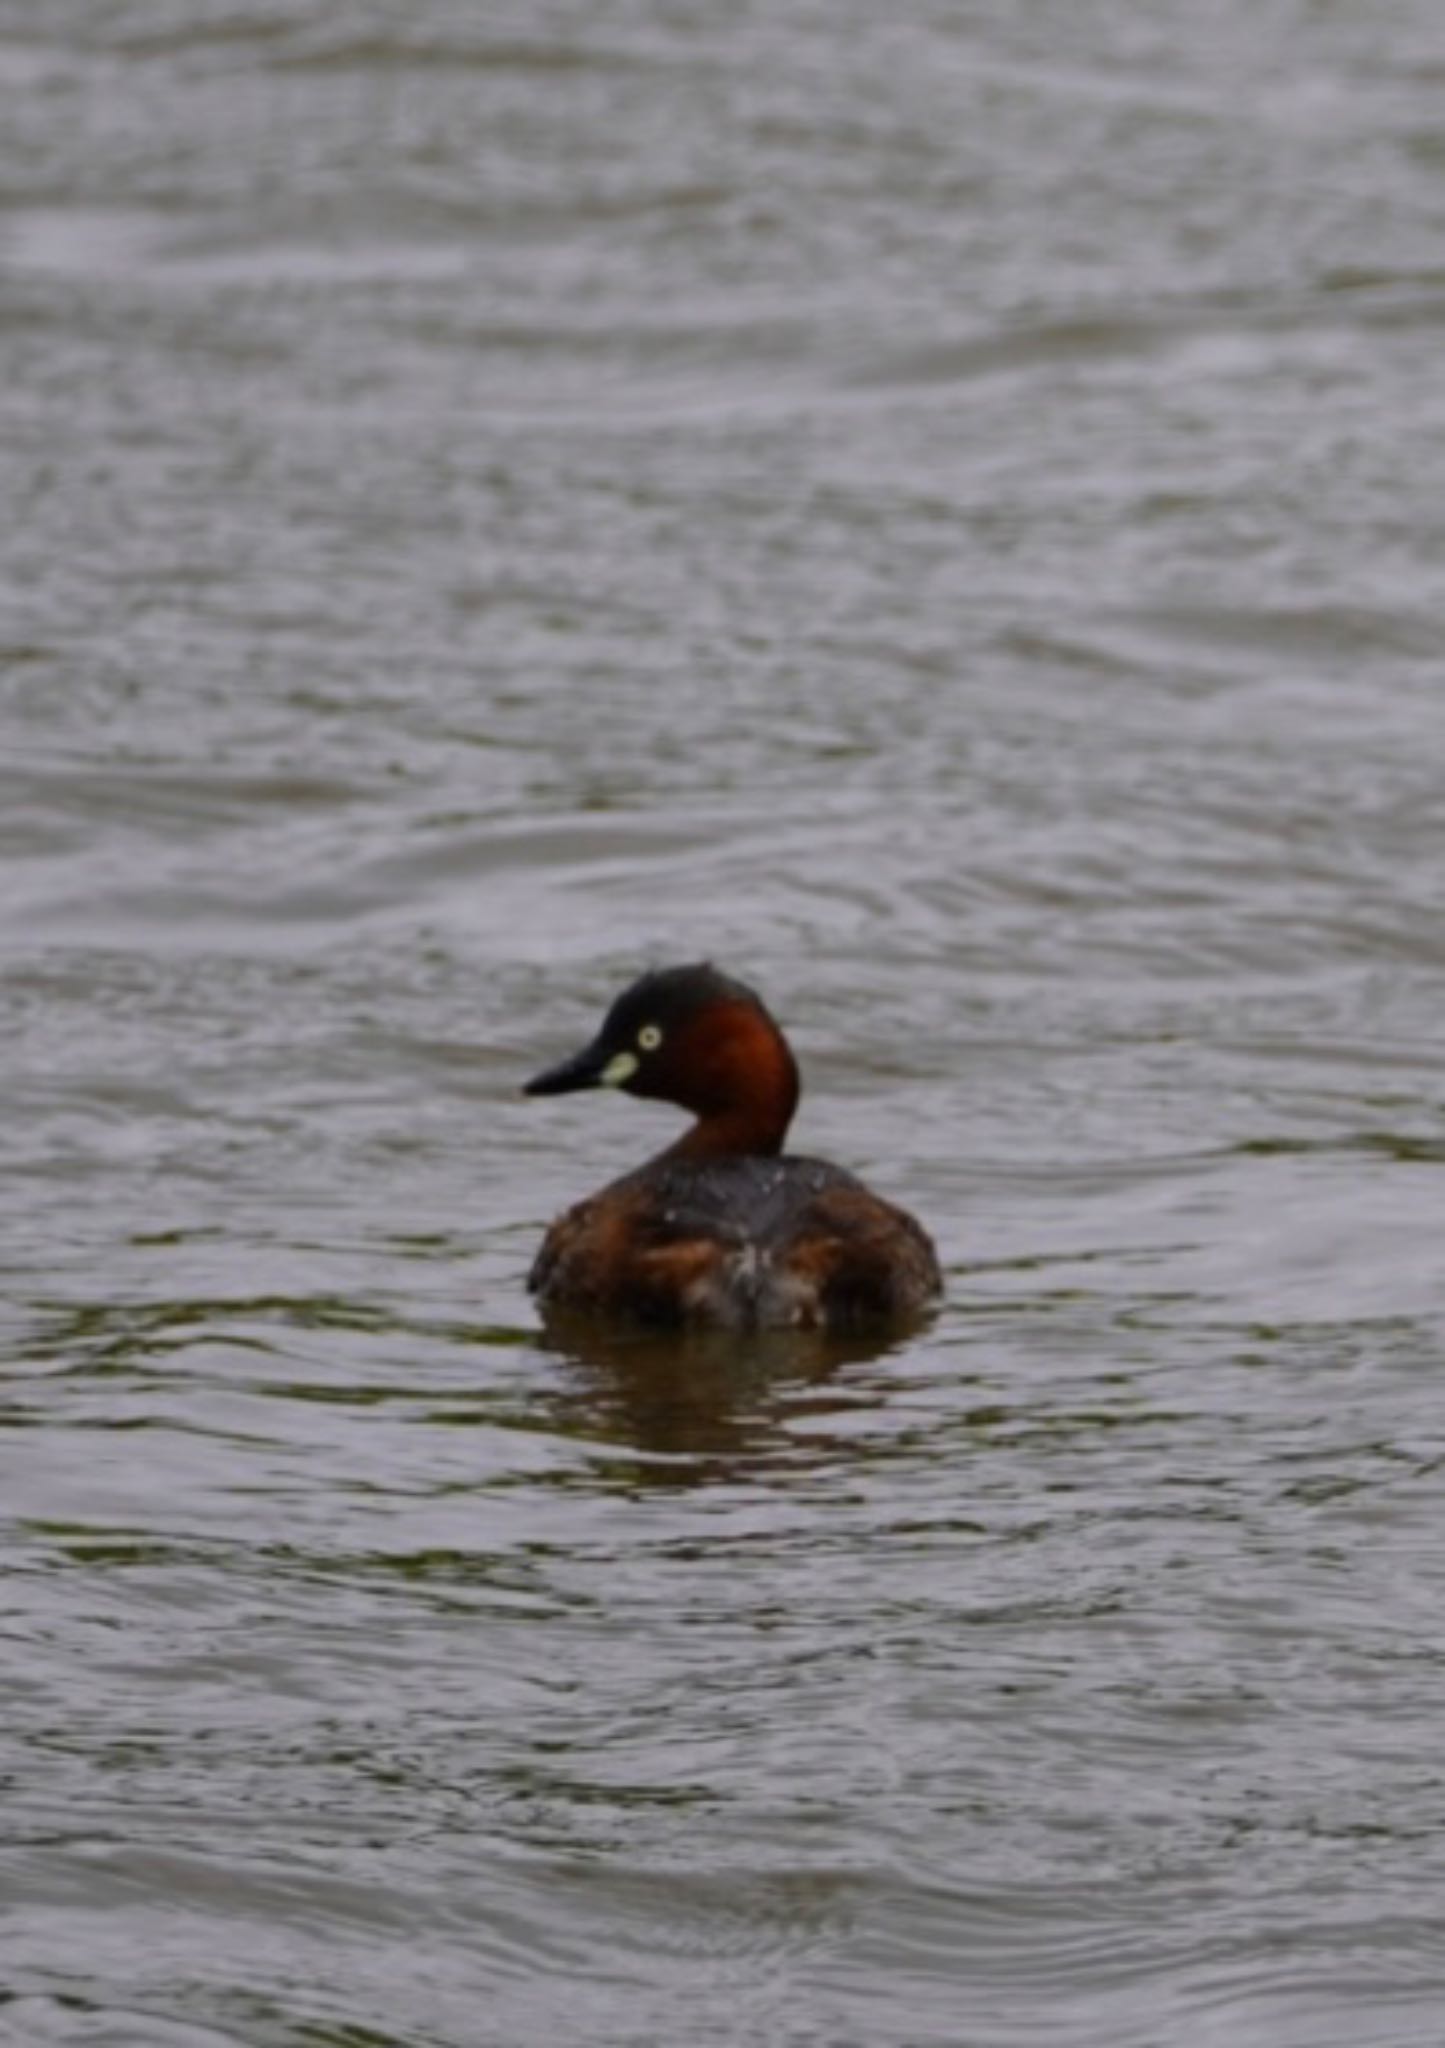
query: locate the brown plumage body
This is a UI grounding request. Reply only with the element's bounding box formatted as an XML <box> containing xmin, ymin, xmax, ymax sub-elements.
<box><xmin>523</xmin><ymin>965</ymin><xmax>941</xmax><ymax>1334</ymax></box>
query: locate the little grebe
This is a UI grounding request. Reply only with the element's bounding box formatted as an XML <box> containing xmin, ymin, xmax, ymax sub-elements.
<box><xmin>523</xmin><ymin>964</ymin><xmax>941</xmax><ymax>1332</ymax></box>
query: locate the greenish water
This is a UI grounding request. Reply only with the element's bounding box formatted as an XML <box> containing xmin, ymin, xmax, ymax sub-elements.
<box><xmin>3</xmin><ymin>3</ymin><xmax>1445</xmax><ymax>2044</ymax></box>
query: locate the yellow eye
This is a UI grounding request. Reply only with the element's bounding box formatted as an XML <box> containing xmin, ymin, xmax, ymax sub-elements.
<box><xmin>638</xmin><ymin>1023</ymin><xmax>663</xmax><ymax>1052</ymax></box>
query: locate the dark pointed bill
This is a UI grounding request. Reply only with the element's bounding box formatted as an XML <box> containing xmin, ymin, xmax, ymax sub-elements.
<box><xmin>524</xmin><ymin>1027</ymin><xmax>644</xmax><ymax>1094</ymax></box>
<box><xmin>522</xmin><ymin>1038</ymin><xmax>608</xmax><ymax>1096</ymax></box>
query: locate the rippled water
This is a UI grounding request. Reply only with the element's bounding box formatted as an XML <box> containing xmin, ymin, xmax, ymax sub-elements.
<box><xmin>4</xmin><ymin>3</ymin><xmax>1445</xmax><ymax>2044</ymax></box>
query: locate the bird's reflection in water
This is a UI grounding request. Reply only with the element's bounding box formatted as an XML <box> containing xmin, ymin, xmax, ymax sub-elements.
<box><xmin>534</xmin><ymin>1308</ymin><xmax>925</xmax><ymax>1482</ymax></box>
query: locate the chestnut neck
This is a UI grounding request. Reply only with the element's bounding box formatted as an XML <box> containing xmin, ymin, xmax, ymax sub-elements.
<box><xmin>657</xmin><ymin>1001</ymin><xmax>800</xmax><ymax>1162</ymax></box>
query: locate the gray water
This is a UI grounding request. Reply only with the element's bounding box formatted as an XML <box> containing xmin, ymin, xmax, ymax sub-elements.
<box><xmin>4</xmin><ymin>3</ymin><xmax>1445</xmax><ymax>2044</ymax></box>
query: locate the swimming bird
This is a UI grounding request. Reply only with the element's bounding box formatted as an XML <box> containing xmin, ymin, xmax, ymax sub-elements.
<box><xmin>523</xmin><ymin>964</ymin><xmax>941</xmax><ymax>1332</ymax></box>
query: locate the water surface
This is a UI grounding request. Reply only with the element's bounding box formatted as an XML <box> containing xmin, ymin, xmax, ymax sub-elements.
<box><xmin>3</xmin><ymin>3</ymin><xmax>1445</xmax><ymax>2044</ymax></box>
